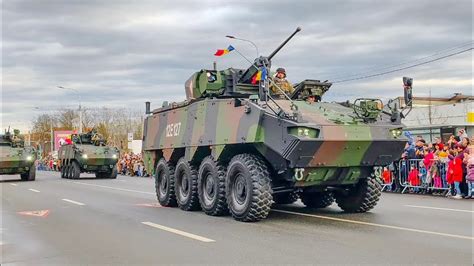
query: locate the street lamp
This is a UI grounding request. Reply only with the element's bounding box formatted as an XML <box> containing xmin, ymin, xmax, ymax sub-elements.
<box><xmin>225</xmin><ymin>35</ymin><xmax>259</xmax><ymax>59</ymax></box>
<box><xmin>57</xmin><ymin>86</ymin><xmax>82</xmax><ymax>133</ymax></box>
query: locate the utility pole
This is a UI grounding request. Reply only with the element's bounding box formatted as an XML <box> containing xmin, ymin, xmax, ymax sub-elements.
<box><xmin>428</xmin><ymin>88</ymin><xmax>432</xmax><ymax>143</ymax></box>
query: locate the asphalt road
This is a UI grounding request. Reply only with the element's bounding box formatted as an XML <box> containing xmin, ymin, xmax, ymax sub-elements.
<box><xmin>1</xmin><ymin>171</ymin><xmax>473</xmax><ymax>265</ymax></box>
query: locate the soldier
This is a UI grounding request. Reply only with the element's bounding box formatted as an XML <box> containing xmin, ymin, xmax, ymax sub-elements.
<box><xmin>270</xmin><ymin>68</ymin><xmax>294</xmax><ymax>99</ymax></box>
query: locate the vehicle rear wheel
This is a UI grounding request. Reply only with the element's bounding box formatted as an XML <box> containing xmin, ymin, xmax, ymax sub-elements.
<box><xmin>300</xmin><ymin>191</ymin><xmax>334</xmax><ymax>208</ymax></box>
<box><xmin>226</xmin><ymin>154</ymin><xmax>273</xmax><ymax>222</ymax></box>
<box><xmin>273</xmin><ymin>191</ymin><xmax>299</xmax><ymax>205</ymax></box>
<box><xmin>175</xmin><ymin>158</ymin><xmax>200</xmax><ymax>211</ymax></box>
<box><xmin>64</xmin><ymin>165</ymin><xmax>71</xmax><ymax>179</ymax></box>
<box><xmin>60</xmin><ymin>165</ymin><xmax>66</xmax><ymax>178</ymax></box>
<box><xmin>71</xmin><ymin>161</ymin><xmax>81</xmax><ymax>179</ymax></box>
<box><xmin>335</xmin><ymin>177</ymin><xmax>382</xmax><ymax>213</ymax></box>
<box><xmin>20</xmin><ymin>166</ymin><xmax>36</xmax><ymax>181</ymax></box>
<box><xmin>154</xmin><ymin>158</ymin><xmax>177</xmax><ymax>207</ymax></box>
<box><xmin>198</xmin><ymin>156</ymin><xmax>228</xmax><ymax>216</ymax></box>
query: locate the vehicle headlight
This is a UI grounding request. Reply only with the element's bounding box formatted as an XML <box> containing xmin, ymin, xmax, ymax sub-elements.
<box><xmin>289</xmin><ymin>127</ymin><xmax>319</xmax><ymax>138</ymax></box>
<box><xmin>26</xmin><ymin>155</ymin><xmax>33</xmax><ymax>161</ymax></box>
<box><xmin>82</xmin><ymin>154</ymin><xmax>88</xmax><ymax>159</ymax></box>
<box><xmin>390</xmin><ymin>129</ymin><xmax>403</xmax><ymax>138</ymax></box>
<box><xmin>112</xmin><ymin>154</ymin><xmax>117</xmax><ymax>159</ymax></box>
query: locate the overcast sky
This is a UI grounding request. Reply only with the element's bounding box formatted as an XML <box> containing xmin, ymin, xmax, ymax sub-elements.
<box><xmin>1</xmin><ymin>0</ymin><xmax>472</xmax><ymax>131</ymax></box>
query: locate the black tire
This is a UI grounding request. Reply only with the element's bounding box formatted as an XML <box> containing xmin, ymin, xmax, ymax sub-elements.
<box><xmin>273</xmin><ymin>192</ymin><xmax>299</xmax><ymax>205</ymax></box>
<box><xmin>226</xmin><ymin>154</ymin><xmax>273</xmax><ymax>222</ymax></box>
<box><xmin>95</xmin><ymin>172</ymin><xmax>106</xmax><ymax>178</ymax></box>
<box><xmin>335</xmin><ymin>177</ymin><xmax>382</xmax><ymax>213</ymax></box>
<box><xmin>154</xmin><ymin>159</ymin><xmax>177</xmax><ymax>207</ymax></box>
<box><xmin>175</xmin><ymin>158</ymin><xmax>200</xmax><ymax>211</ymax></box>
<box><xmin>63</xmin><ymin>165</ymin><xmax>69</xmax><ymax>179</ymax></box>
<box><xmin>60</xmin><ymin>165</ymin><xmax>66</xmax><ymax>178</ymax></box>
<box><xmin>198</xmin><ymin>156</ymin><xmax>228</xmax><ymax>216</ymax></box>
<box><xmin>71</xmin><ymin>161</ymin><xmax>81</xmax><ymax>179</ymax></box>
<box><xmin>300</xmin><ymin>191</ymin><xmax>334</xmax><ymax>208</ymax></box>
<box><xmin>104</xmin><ymin>165</ymin><xmax>118</xmax><ymax>179</ymax></box>
<box><xmin>20</xmin><ymin>166</ymin><xmax>36</xmax><ymax>181</ymax></box>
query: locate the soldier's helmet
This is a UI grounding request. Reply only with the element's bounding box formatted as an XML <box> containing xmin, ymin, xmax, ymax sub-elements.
<box><xmin>276</xmin><ymin>68</ymin><xmax>286</xmax><ymax>77</ymax></box>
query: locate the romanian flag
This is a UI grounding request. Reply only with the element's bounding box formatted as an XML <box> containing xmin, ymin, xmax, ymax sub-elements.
<box><xmin>251</xmin><ymin>68</ymin><xmax>267</xmax><ymax>84</ymax></box>
<box><xmin>214</xmin><ymin>45</ymin><xmax>235</xmax><ymax>56</ymax></box>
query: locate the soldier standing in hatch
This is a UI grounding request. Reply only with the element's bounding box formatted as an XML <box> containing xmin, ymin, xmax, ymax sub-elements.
<box><xmin>270</xmin><ymin>67</ymin><xmax>294</xmax><ymax>99</ymax></box>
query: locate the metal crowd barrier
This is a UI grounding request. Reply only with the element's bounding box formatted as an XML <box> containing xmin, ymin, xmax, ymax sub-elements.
<box><xmin>397</xmin><ymin>159</ymin><xmax>449</xmax><ymax>194</ymax></box>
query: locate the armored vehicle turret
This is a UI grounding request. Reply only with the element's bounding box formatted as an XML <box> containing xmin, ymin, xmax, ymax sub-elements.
<box><xmin>58</xmin><ymin>129</ymin><xmax>119</xmax><ymax>179</ymax></box>
<box><xmin>0</xmin><ymin>128</ymin><xmax>37</xmax><ymax>181</ymax></box>
<box><xmin>142</xmin><ymin>27</ymin><xmax>412</xmax><ymax>222</ymax></box>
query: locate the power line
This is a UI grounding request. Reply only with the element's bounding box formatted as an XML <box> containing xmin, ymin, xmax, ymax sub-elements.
<box><xmin>332</xmin><ymin>47</ymin><xmax>472</xmax><ymax>84</ymax></box>
<box><xmin>328</xmin><ymin>41</ymin><xmax>473</xmax><ymax>81</ymax></box>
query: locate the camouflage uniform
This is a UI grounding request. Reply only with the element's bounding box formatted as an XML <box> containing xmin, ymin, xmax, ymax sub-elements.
<box><xmin>270</xmin><ymin>77</ymin><xmax>294</xmax><ymax>99</ymax></box>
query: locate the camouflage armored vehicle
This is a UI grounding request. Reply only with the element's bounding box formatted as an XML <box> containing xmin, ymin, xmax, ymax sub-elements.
<box><xmin>59</xmin><ymin>129</ymin><xmax>119</xmax><ymax>179</ymax></box>
<box><xmin>0</xmin><ymin>129</ymin><xmax>37</xmax><ymax>181</ymax></box>
<box><xmin>142</xmin><ymin>27</ymin><xmax>412</xmax><ymax>222</ymax></box>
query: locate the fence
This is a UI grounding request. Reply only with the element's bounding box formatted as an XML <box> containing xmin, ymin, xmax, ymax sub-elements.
<box><xmin>378</xmin><ymin>159</ymin><xmax>450</xmax><ymax>194</ymax></box>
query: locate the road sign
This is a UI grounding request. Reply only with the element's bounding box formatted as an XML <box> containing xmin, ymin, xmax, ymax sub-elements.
<box><xmin>17</xmin><ymin>210</ymin><xmax>50</xmax><ymax>217</ymax></box>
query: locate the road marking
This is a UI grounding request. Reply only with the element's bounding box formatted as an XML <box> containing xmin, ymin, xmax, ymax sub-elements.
<box><xmin>9</xmin><ymin>183</ymin><xmax>18</xmax><ymax>186</ymax></box>
<box><xmin>17</xmin><ymin>210</ymin><xmax>50</xmax><ymax>217</ymax></box>
<box><xmin>142</xmin><ymin>222</ymin><xmax>215</xmax><ymax>243</ymax></box>
<box><xmin>28</xmin><ymin>189</ymin><xmax>40</xmax><ymax>193</ymax></box>
<box><xmin>72</xmin><ymin>181</ymin><xmax>154</xmax><ymax>195</ymax></box>
<box><xmin>135</xmin><ymin>203</ymin><xmax>162</xmax><ymax>208</ymax></box>
<box><xmin>404</xmin><ymin>205</ymin><xmax>474</xmax><ymax>213</ymax></box>
<box><xmin>273</xmin><ymin>209</ymin><xmax>474</xmax><ymax>240</ymax></box>
<box><xmin>62</xmin><ymin>199</ymin><xmax>86</xmax><ymax>206</ymax></box>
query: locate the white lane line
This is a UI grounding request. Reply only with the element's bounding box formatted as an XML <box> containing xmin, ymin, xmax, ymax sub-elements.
<box><xmin>142</xmin><ymin>222</ymin><xmax>215</xmax><ymax>243</ymax></box>
<box><xmin>62</xmin><ymin>199</ymin><xmax>86</xmax><ymax>206</ymax></box>
<box><xmin>9</xmin><ymin>183</ymin><xmax>18</xmax><ymax>186</ymax></box>
<box><xmin>28</xmin><ymin>189</ymin><xmax>40</xmax><ymax>193</ymax></box>
<box><xmin>404</xmin><ymin>205</ymin><xmax>474</xmax><ymax>213</ymax></box>
<box><xmin>273</xmin><ymin>209</ymin><xmax>474</xmax><ymax>241</ymax></box>
<box><xmin>72</xmin><ymin>181</ymin><xmax>154</xmax><ymax>195</ymax></box>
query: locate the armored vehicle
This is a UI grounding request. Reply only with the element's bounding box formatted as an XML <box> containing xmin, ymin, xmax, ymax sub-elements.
<box><xmin>142</xmin><ymin>27</ymin><xmax>412</xmax><ymax>222</ymax></box>
<box><xmin>59</xmin><ymin>129</ymin><xmax>119</xmax><ymax>179</ymax></box>
<box><xmin>0</xmin><ymin>129</ymin><xmax>37</xmax><ymax>181</ymax></box>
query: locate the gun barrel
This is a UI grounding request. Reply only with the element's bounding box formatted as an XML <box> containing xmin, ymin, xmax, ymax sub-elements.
<box><xmin>268</xmin><ymin>27</ymin><xmax>301</xmax><ymax>60</ymax></box>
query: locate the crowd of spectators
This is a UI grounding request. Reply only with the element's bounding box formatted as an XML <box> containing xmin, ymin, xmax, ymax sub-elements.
<box><xmin>117</xmin><ymin>152</ymin><xmax>149</xmax><ymax>177</ymax></box>
<box><xmin>382</xmin><ymin>129</ymin><xmax>473</xmax><ymax>199</ymax></box>
<box><xmin>36</xmin><ymin>154</ymin><xmax>60</xmax><ymax>171</ymax></box>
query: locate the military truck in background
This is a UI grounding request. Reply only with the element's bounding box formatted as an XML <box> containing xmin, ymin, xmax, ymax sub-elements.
<box><xmin>59</xmin><ymin>129</ymin><xmax>119</xmax><ymax>179</ymax></box>
<box><xmin>142</xmin><ymin>27</ymin><xmax>412</xmax><ymax>222</ymax></box>
<box><xmin>0</xmin><ymin>129</ymin><xmax>37</xmax><ymax>181</ymax></box>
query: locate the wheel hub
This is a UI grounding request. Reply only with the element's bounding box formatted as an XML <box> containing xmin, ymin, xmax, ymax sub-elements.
<box><xmin>204</xmin><ymin>173</ymin><xmax>215</xmax><ymax>201</ymax></box>
<box><xmin>234</xmin><ymin>174</ymin><xmax>247</xmax><ymax>205</ymax></box>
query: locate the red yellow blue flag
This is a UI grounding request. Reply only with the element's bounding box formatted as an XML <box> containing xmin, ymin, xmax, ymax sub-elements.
<box><xmin>214</xmin><ymin>45</ymin><xmax>235</xmax><ymax>56</ymax></box>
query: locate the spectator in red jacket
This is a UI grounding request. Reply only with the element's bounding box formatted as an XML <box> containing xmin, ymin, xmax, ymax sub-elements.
<box><xmin>447</xmin><ymin>149</ymin><xmax>463</xmax><ymax>199</ymax></box>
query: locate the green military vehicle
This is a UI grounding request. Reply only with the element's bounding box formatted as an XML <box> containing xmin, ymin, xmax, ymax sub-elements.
<box><xmin>59</xmin><ymin>129</ymin><xmax>119</xmax><ymax>179</ymax></box>
<box><xmin>142</xmin><ymin>27</ymin><xmax>412</xmax><ymax>222</ymax></box>
<box><xmin>0</xmin><ymin>129</ymin><xmax>37</xmax><ymax>181</ymax></box>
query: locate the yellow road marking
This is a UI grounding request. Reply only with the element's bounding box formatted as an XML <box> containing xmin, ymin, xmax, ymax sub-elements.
<box><xmin>273</xmin><ymin>209</ymin><xmax>473</xmax><ymax>240</ymax></box>
<box><xmin>142</xmin><ymin>221</ymin><xmax>215</xmax><ymax>243</ymax></box>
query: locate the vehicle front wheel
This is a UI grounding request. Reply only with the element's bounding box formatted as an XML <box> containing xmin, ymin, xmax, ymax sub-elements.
<box><xmin>154</xmin><ymin>159</ymin><xmax>177</xmax><ymax>207</ymax></box>
<box><xmin>20</xmin><ymin>166</ymin><xmax>36</xmax><ymax>181</ymax></box>
<box><xmin>226</xmin><ymin>154</ymin><xmax>273</xmax><ymax>222</ymax></box>
<box><xmin>335</xmin><ymin>177</ymin><xmax>382</xmax><ymax>213</ymax></box>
